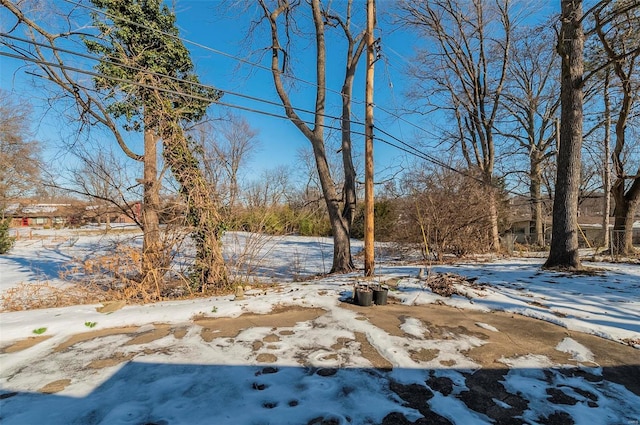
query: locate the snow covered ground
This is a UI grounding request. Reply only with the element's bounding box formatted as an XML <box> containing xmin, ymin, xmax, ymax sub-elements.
<box><xmin>1</xmin><ymin>227</ymin><xmax>639</xmax><ymax>424</ymax></box>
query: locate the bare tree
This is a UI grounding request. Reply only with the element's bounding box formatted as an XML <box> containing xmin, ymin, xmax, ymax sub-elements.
<box><xmin>395</xmin><ymin>165</ymin><xmax>497</xmax><ymax>260</ymax></box>
<box><xmin>198</xmin><ymin>113</ymin><xmax>260</xmax><ymax>210</ymax></box>
<box><xmin>593</xmin><ymin>0</ymin><xmax>640</xmax><ymax>254</ymax></box>
<box><xmin>601</xmin><ymin>69</ymin><xmax>612</xmax><ymax>250</ymax></box>
<box><xmin>400</xmin><ymin>0</ymin><xmax>516</xmax><ymax>251</ymax></box>
<box><xmin>254</xmin><ymin>0</ymin><xmax>366</xmax><ymax>273</ymax></box>
<box><xmin>69</xmin><ymin>147</ymin><xmax>140</xmax><ymax>229</ymax></box>
<box><xmin>243</xmin><ymin>165</ymin><xmax>292</xmax><ymax>209</ymax></box>
<box><xmin>0</xmin><ymin>90</ymin><xmax>41</xmax><ymax>211</ymax></box>
<box><xmin>501</xmin><ymin>25</ymin><xmax>560</xmax><ymax>247</ymax></box>
<box><xmin>545</xmin><ymin>0</ymin><xmax>640</xmax><ymax>266</ymax></box>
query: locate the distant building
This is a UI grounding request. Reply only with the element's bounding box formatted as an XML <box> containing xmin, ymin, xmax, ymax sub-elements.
<box><xmin>4</xmin><ymin>202</ymin><xmax>83</xmax><ymax>228</ymax></box>
<box><xmin>507</xmin><ymin>193</ymin><xmax>640</xmax><ymax>247</ymax></box>
<box><xmin>4</xmin><ymin>200</ymin><xmax>143</xmax><ymax>228</ymax></box>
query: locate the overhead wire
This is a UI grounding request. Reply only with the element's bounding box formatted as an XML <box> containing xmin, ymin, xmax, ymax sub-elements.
<box><xmin>1</xmin><ymin>46</ymin><xmax>535</xmax><ymax>205</ymax></box>
<box><xmin>60</xmin><ymin>0</ymin><xmax>446</xmax><ymax>141</ymax></box>
<box><xmin>55</xmin><ymin>0</ymin><xmax>477</xmax><ymax>151</ymax></box>
<box><xmin>0</xmin><ymin>32</ymin><xmax>367</xmax><ymax>130</ymax></box>
<box><xmin>59</xmin><ymin>0</ymin><xmax>367</xmax><ymax>106</ymax></box>
<box><xmin>0</xmin><ymin>50</ymin><xmax>370</xmax><ymax>139</ymax></box>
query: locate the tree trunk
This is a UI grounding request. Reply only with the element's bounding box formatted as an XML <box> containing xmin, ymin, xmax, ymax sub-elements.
<box><xmin>488</xmin><ymin>188</ymin><xmax>500</xmax><ymax>251</ymax></box>
<box><xmin>530</xmin><ymin>158</ymin><xmax>545</xmax><ymax>247</ymax></box>
<box><xmin>161</xmin><ymin>119</ymin><xmax>228</xmax><ymax>290</ymax></box>
<box><xmin>336</xmin><ymin>2</ymin><xmax>364</xmax><ymax>234</ymax></box>
<box><xmin>141</xmin><ymin>122</ymin><xmax>163</xmax><ymax>287</ymax></box>
<box><xmin>544</xmin><ymin>0</ymin><xmax>584</xmax><ymax>270</ymax></box>
<box><xmin>339</xmin><ymin>41</ymin><xmax>362</xmax><ymax>231</ymax></box>
<box><xmin>311</xmin><ymin>135</ymin><xmax>354</xmax><ymax>273</ymax></box>
<box><xmin>602</xmin><ymin>70</ymin><xmax>611</xmax><ymax>250</ymax></box>
<box><xmin>609</xmin><ymin>62</ymin><xmax>639</xmax><ymax>255</ymax></box>
<box><xmin>330</xmin><ymin>212</ymin><xmax>354</xmax><ymax>273</ymax></box>
<box><xmin>611</xmin><ymin>178</ymin><xmax>640</xmax><ymax>254</ymax></box>
<box><xmin>594</xmin><ymin>3</ymin><xmax>639</xmax><ymax>256</ymax></box>
<box><xmin>259</xmin><ymin>0</ymin><xmax>355</xmax><ymax>274</ymax></box>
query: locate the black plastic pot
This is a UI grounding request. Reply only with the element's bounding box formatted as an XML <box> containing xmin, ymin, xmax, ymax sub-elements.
<box><xmin>373</xmin><ymin>286</ymin><xmax>388</xmax><ymax>305</ymax></box>
<box><xmin>355</xmin><ymin>288</ymin><xmax>373</xmax><ymax>306</ymax></box>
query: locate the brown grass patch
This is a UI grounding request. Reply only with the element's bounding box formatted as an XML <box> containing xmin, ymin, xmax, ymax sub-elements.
<box><xmin>0</xmin><ymin>282</ymin><xmax>108</xmax><ymax>312</ymax></box>
<box><xmin>125</xmin><ymin>324</ymin><xmax>172</xmax><ymax>346</ymax></box>
<box><xmin>195</xmin><ymin>306</ymin><xmax>325</xmax><ymax>342</ymax></box>
<box><xmin>410</xmin><ymin>348</ymin><xmax>439</xmax><ymax>362</ymax></box>
<box><xmin>87</xmin><ymin>353</ymin><xmax>136</xmax><ymax>369</ymax></box>
<box><xmin>256</xmin><ymin>353</ymin><xmax>278</xmax><ymax>363</ymax></box>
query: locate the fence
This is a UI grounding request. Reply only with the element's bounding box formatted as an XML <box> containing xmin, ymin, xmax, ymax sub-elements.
<box><xmin>609</xmin><ymin>229</ymin><xmax>640</xmax><ymax>258</ymax></box>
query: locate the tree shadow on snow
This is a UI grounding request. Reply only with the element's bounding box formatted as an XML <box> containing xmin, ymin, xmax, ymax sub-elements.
<box><xmin>1</xmin><ymin>362</ymin><xmax>639</xmax><ymax>425</ymax></box>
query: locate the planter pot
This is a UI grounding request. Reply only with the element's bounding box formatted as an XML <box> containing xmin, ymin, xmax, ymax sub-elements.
<box><xmin>373</xmin><ymin>286</ymin><xmax>388</xmax><ymax>305</ymax></box>
<box><xmin>355</xmin><ymin>288</ymin><xmax>373</xmax><ymax>306</ymax></box>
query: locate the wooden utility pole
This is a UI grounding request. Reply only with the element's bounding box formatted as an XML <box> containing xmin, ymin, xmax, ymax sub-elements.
<box><xmin>364</xmin><ymin>0</ymin><xmax>375</xmax><ymax>277</ymax></box>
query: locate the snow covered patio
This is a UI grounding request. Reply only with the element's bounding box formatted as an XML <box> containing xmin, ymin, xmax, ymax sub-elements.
<box><xmin>1</xmin><ymin>228</ymin><xmax>639</xmax><ymax>424</ymax></box>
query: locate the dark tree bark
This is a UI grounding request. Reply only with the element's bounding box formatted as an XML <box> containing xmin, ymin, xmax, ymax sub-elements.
<box><xmin>611</xmin><ymin>179</ymin><xmax>640</xmax><ymax>253</ymax></box>
<box><xmin>334</xmin><ymin>3</ymin><xmax>365</xmax><ymax>232</ymax></box>
<box><xmin>141</xmin><ymin>119</ymin><xmax>163</xmax><ymax>283</ymax></box>
<box><xmin>544</xmin><ymin>0</ymin><xmax>584</xmax><ymax>269</ymax></box>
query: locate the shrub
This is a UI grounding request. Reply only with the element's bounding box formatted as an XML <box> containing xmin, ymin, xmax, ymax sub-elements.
<box><xmin>389</xmin><ymin>166</ymin><xmax>507</xmax><ymax>258</ymax></box>
<box><xmin>351</xmin><ymin>199</ymin><xmax>398</xmax><ymax>241</ymax></box>
<box><xmin>0</xmin><ymin>217</ymin><xmax>15</xmax><ymax>254</ymax></box>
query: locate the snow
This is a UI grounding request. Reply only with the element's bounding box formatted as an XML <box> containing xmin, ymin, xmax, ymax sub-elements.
<box><xmin>1</xmin><ymin>227</ymin><xmax>639</xmax><ymax>424</ymax></box>
<box><xmin>556</xmin><ymin>337</ymin><xmax>596</xmax><ymax>363</ymax></box>
<box><xmin>384</xmin><ymin>259</ymin><xmax>640</xmax><ymax>345</ymax></box>
<box><xmin>475</xmin><ymin>322</ymin><xmax>499</xmax><ymax>332</ymax></box>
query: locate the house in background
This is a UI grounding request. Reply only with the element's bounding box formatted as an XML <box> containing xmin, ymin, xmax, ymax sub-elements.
<box><xmin>4</xmin><ymin>200</ymin><xmax>143</xmax><ymax>228</ymax></box>
<box><xmin>5</xmin><ymin>202</ymin><xmax>85</xmax><ymax>228</ymax></box>
<box><xmin>508</xmin><ymin>193</ymin><xmax>640</xmax><ymax>248</ymax></box>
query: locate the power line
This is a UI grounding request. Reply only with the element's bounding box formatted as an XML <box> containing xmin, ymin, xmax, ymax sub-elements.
<box><xmin>0</xmin><ymin>32</ymin><xmax>366</xmax><ymax>129</ymax></box>
<box><xmin>56</xmin><ymin>0</ymin><xmax>480</xmax><ymax>151</ymax></box>
<box><xmin>0</xmin><ymin>49</ymin><xmax>367</xmax><ymax>137</ymax></box>
<box><xmin>60</xmin><ymin>0</ymin><xmax>367</xmax><ymax>106</ymax></box>
<box><xmin>374</xmin><ymin>126</ymin><xmax>486</xmax><ymax>185</ymax></box>
<box><xmin>374</xmin><ymin>126</ymin><xmax>535</xmax><ymax>202</ymax></box>
<box><xmin>9</xmin><ymin>0</ymin><xmax>448</xmax><ymax>157</ymax></box>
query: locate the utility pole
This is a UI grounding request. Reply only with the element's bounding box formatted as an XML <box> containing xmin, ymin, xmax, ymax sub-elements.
<box><xmin>364</xmin><ymin>0</ymin><xmax>375</xmax><ymax>277</ymax></box>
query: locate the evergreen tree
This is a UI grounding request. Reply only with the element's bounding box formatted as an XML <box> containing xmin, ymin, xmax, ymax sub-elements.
<box><xmin>84</xmin><ymin>0</ymin><xmax>227</xmax><ymax>289</ymax></box>
<box><xmin>0</xmin><ymin>216</ymin><xmax>15</xmax><ymax>255</ymax></box>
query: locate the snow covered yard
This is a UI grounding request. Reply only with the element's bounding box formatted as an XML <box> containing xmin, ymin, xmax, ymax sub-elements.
<box><xmin>1</xmin><ymin>227</ymin><xmax>639</xmax><ymax>424</ymax></box>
